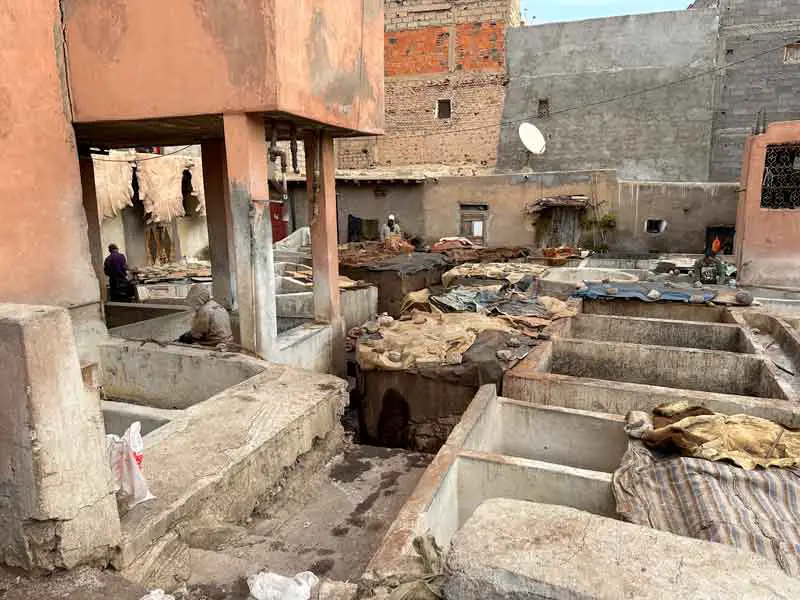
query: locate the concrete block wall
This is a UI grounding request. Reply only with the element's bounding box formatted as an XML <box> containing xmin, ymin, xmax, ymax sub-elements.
<box><xmin>613</xmin><ymin>181</ymin><xmax>739</xmax><ymax>254</ymax></box>
<box><xmin>498</xmin><ymin>9</ymin><xmax>720</xmax><ymax>182</ymax></box>
<box><xmin>708</xmin><ymin>0</ymin><xmax>800</xmax><ymax>181</ymax></box>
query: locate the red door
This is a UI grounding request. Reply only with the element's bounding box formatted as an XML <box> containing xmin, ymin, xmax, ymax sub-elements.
<box><xmin>270</xmin><ymin>201</ymin><xmax>288</xmax><ymax>242</ymax></box>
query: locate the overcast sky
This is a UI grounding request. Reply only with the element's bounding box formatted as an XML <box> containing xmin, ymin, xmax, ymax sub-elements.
<box><xmin>520</xmin><ymin>0</ymin><xmax>690</xmax><ymax>24</ymax></box>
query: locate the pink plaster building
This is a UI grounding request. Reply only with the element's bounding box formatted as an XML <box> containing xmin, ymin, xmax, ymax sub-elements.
<box><xmin>0</xmin><ymin>0</ymin><xmax>384</xmax><ymax>362</ymax></box>
<box><xmin>736</xmin><ymin>121</ymin><xmax>800</xmax><ymax>290</ymax></box>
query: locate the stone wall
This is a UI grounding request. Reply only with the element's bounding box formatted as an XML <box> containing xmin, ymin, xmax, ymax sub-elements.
<box><xmin>613</xmin><ymin>181</ymin><xmax>739</xmax><ymax>254</ymax></box>
<box><xmin>708</xmin><ymin>0</ymin><xmax>800</xmax><ymax>180</ymax></box>
<box><xmin>498</xmin><ymin>9</ymin><xmax>720</xmax><ymax>181</ymax></box>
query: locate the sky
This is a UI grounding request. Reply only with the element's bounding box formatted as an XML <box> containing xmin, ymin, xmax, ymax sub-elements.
<box><xmin>521</xmin><ymin>0</ymin><xmax>691</xmax><ymax>24</ymax></box>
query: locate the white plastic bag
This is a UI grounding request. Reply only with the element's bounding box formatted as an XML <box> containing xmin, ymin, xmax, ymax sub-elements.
<box><xmin>106</xmin><ymin>422</ymin><xmax>155</xmax><ymax>509</ymax></box>
<box><xmin>247</xmin><ymin>571</ymin><xmax>319</xmax><ymax>600</ymax></box>
<box><xmin>138</xmin><ymin>591</ymin><xmax>174</xmax><ymax>600</ymax></box>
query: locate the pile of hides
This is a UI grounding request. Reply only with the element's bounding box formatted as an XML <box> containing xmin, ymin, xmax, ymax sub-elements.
<box><xmin>133</xmin><ymin>261</ymin><xmax>211</xmax><ymax>283</ymax></box>
<box><xmin>626</xmin><ymin>402</ymin><xmax>800</xmax><ymax>469</ymax></box>
<box><xmin>339</xmin><ymin>241</ymin><xmax>426</xmax><ymax>268</ymax></box>
<box><xmin>614</xmin><ymin>402</ymin><xmax>800</xmax><ymax>575</ymax></box>
<box><xmin>356</xmin><ymin>312</ymin><xmax>520</xmax><ymax>372</ymax></box>
<box><xmin>441</xmin><ymin>262</ymin><xmax>549</xmax><ymax>288</ymax></box>
<box><xmin>430</xmin><ymin>237</ymin><xmax>475</xmax><ymax>253</ymax></box>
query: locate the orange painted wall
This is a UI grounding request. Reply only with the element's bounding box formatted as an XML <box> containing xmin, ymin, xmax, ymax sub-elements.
<box><xmin>64</xmin><ymin>0</ymin><xmax>384</xmax><ymax>135</ymax></box>
<box><xmin>0</xmin><ymin>1</ymin><xmax>99</xmax><ymax>308</ymax></box>
<box><xmin>384</xmin><ymin>21</ymin><xmax>506</xmax><ymax>77</ymax></box>
<box><xmin>736</xmin><ymin>121</ymin><xmax>800</xmax><ymax>289</ymax></box>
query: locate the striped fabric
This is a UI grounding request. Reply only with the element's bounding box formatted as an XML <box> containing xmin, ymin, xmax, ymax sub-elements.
<box><xmin>613</xmin><ymin>441</ymin><xmax>800</xmax><ymax>576</ymax></box>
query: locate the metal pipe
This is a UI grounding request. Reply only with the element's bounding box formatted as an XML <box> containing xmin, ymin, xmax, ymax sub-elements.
<box><xmin>290</xmin><ymin>124</ymin><xmax>300</xmax><ymax>174</ymax></box>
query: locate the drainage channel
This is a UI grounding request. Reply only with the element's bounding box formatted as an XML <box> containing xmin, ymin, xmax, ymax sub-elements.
<box><xmin>181</xmin><ymin>422</ymin><xmax>431</xmax><ymax>599</ymax></box>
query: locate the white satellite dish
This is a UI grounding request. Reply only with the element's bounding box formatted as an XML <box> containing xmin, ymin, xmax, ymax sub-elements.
<box><xmin>519</xmin><ymin>122</ymin><xmax>546</xmax><ymax>155</ymax></box>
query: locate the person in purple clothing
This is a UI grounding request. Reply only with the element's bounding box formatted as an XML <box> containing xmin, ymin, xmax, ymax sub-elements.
<box><xmin>104</xmin><ymin>244</ymin><xmax>134</xmax><ymax>302</ymax></box>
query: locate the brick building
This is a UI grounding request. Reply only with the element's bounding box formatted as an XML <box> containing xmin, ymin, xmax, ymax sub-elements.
<box><xmin>338</xmin><ymin>0</ymin><xmax>521</xmax><ymax>170</ymax></box>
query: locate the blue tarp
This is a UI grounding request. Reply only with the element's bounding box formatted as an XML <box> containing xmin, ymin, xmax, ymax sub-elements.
<box><xmin>572</xmin><ymin>282</ymin><xmax>716</xmax><ymax>303</ymax></box>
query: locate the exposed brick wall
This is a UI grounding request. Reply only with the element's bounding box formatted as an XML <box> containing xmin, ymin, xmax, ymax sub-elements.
<box><xmin>456</xmin><ymin>22</ymin><xmax>505</xmax><ymax>71</ymax></box>
<box><xmin>385</xmin><ymin>27</ymin><xmax>451</xmax><ymax>76</ymax></box>
<box><xmin>337</xmin><ymin>0</ymin><xmax>518</xmax><ymax>171</ymax></box>
<box><xmin>376</xmin><ymin>73</ymin><xmax>505</xmax><ymax>166</ymax></box>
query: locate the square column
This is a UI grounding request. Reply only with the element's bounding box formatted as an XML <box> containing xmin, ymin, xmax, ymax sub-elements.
<box><xmin>0</xmin><ymin>304</ymin><xmax>120</xmax><ymax>570</ymax></box>
<box><xmin>221</xmin><ymin>114</ymin><xmax>277</xmax><ymax>355</ymax></box>
<box><xmin>305</xmin><ymin>131</ymin><xmax>344</xmax><ymax>374</ymax></box>
<box><xmin>201</xmin><ymin>140</ymin><xmax>235</xmax><ymax>311</ymax></box>
<box><xmin>79</xmin><ymin>156</ymin><xmax>106</xmax><ymax>303</ymax></box>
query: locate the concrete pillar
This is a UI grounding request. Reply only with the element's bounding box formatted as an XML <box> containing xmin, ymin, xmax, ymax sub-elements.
<box><xmin>80</xmin><ymin>156</ymin><xmax>106</xmax><ymax>303</ymax></box>
<box><xmin>222</xmin><ymin>114</ymin><xmax>277</xmax><ymax>355</ymax></box>
<box><xmin>201</xmin><ymin>140</ymin><xmax>235</xmax><ymax>311</ymax></box>
<box><xmin>0</xmin><ymin>304</ymin><xmax>120</xmax><ymax>570</ymax></box>
<box><xmin>305</xmin><ymin>131</ymin><xmax>344</xmax><ymax>374</ymax></box>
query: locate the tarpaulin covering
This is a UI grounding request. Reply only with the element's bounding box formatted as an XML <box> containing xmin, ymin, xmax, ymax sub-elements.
<box><xmin>614</xmin><ymin>440</ymin><xmax>800</xmax><ymax>576</ymax></box>
<box><xmin>429</xmin><ymin>285</ymin><xmax>505</xmax><ymax>313</ymax></box>
<box><xmin>441</xmin><ymin>263</ymin><xmax>549</xmax><ymax>288</ymax></box>
<box><xmin>573</xmin><ymin>282</ymin><xmax>716</xmax><ymax>303</ymax></box>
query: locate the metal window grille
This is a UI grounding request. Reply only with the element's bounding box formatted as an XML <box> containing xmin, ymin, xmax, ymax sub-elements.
<box><xmin>761</xmin><ymin>143</ymin><xmax>800</xmax><ymax>209</ymax></box>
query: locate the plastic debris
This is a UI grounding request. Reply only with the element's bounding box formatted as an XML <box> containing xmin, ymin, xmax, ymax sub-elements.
<box><xmin>247</xmin><ymin>571</ymin><xmax>319</xmax><ymax>600</ymax></box>
<box><xmin>106</xmin><ymin>422</ymin><xmax>155</xmax><ymax>509</ymax></box>
<box><xmin>139</xmin><ymin>590</ymin><xmax>175</xmax><ymax>600</ymax></box>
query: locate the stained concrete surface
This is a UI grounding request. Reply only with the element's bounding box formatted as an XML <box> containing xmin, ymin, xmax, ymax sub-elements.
<box><xmin>445</xmin><ymin>499</ymin><xmax>800</xmax><ymax>600</ymax></box>
<box><xmin>0</xmin><ymin>566</ymin><xmax>146</xmax><ymax>600</ymax></box>
<box><xmin>183</xmin><ymin>444</ymin><xmax>430</xmax><ymax>595</ymax></box>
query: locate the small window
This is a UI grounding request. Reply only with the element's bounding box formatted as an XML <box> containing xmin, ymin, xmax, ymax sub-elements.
<box><xmin>761</xmin><ymin>143</ymin><xmax>800</xmax><ymax>209</ymax></box>
<box><xmin>784</xmin><ymin>44</ymin><xmax>800</xmax><ymax>64</ymax></box>
<box><xmin>645</xmin><ymin>219</ymin><xmax>668</xmax><ymax>234</ymax></box>
<box><xmin>537</xmin><ymin>98</ymin><xmax>550</xmax><ymax>119</ymax></box>
<box><xmin>460</xmin><ymin>203</ymin><xmax>488</xmax><ymax>244</ymax></box>
<box><xmin>437</xmin><ymin>99</ymin><xmax>452</xmax><ymax>119</ymax></box>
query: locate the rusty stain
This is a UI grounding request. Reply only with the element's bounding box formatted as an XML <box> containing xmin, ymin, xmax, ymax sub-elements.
<box><xmin>193</xmin><ymin>0</ymin><xmax>269</xmax><ymax>89</ymax></box>
<box><xmin>64</xmin><ymin>0</ymin><xmax>128</xmax><ymax>60</ymax></box>
<box><xmin>307</xmin><ymin>8</ymin><xmax>375</xmax><ymax>109</ymax></box>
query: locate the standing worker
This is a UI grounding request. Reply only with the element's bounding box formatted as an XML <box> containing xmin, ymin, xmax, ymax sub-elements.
<box><xmin>179</xmin><ymin>284</ymin><xmax>234</xmax><ymax>347</ymax></box>
<box><xmin>104</xmin><ymin>243</ymin><xmax>134</xmax><ymax>302</ymax></box>
<box><xmin>380</xmin><ymin>214</ymin><xmax>401</xmax><ymax>242</ymax></box>
<box><xmin>692</xmin><ymin>238</ymin><xmax>728</xmax><ymax>286</ymax></box>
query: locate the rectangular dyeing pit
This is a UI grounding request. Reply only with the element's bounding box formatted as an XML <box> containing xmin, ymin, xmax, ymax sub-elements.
<box><xmin>581</xmin><ymin>299</ymin><xmax>731</xmax><ymax>322</ymax></box>
<box><xmin>100</xmin><ymin>340</ymin><xmax>265</xmax><ymax>409</ymax></box>
<box><xmin>424</xmin><ymin>453</ymin><xmax>616</xmax><ymax>552</ymax></box>
<box><xmin>563</xmin><ymin>314</ymin><xmax>753</xmax><ymax>352</ymax></box>
<box><xmin>542</xmin><ymin>338</ymin><xmax>786</xmax><ymax>399</ymax></box>
<box><xmin>461</xmin><ymin>397</ymin><xmax>627</xmax><ymax>473</ymax></box>
<box><xmin>103</xmin><ymin>400</ymin><xmax>180</xmax><ymax>438</ymax></box>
